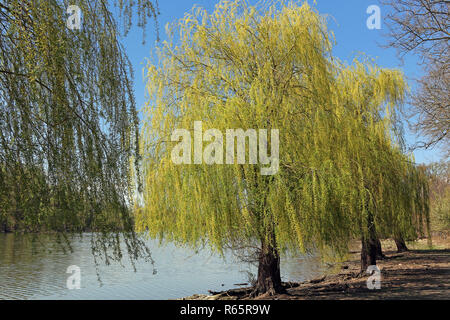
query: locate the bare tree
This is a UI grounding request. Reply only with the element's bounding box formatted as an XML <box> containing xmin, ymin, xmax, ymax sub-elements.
<box><xmin>413</xmin><ymin>61</ymin><xmax>449</xmax><ymax>152</ymax></box>
<box><xmin>383</xmin><ymin>0</ymin><xmax>450</xmax><ymax>156</ymax></box>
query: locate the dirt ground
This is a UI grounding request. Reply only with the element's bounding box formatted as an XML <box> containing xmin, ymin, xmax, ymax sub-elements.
<box><xmin>183</xmin><ymin>236</ymin><xmax>450</xmax><ymax>300</ymax></box>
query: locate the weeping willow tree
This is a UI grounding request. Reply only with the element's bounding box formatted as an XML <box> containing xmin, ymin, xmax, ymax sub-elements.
<box><xmin>0</xmin><ymin>0</ymin><xmax>158</xmax><ymax>264</ymax></box>
<box><xmin>331</xmin><ymin>59</ymin><xmax>431</xmax><ymax>268</ymax></box>
<box><xmin>138</xmin><ymin>0</ymin><xmax>428</xmax><ymax>295</ymax></box>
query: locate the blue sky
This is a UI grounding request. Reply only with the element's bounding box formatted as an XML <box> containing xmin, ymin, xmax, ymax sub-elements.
<box><xmin>120</xmin><ymin>0</ymin><xmax>444</xmax><ymax>164</ymax></box>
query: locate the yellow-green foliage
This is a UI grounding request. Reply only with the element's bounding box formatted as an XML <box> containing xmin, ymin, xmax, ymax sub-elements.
<box><xmin>0</xmin><ymin>0</ymin><xmax>158</xmax><ymax>266</ymax></box>
<box><xmin>0</xmin><ymin>0</ymin><xmax>157</xmax><ymax>233</ymax></box>
<box><xmin>137</xmin><ymin>0</ymin><xmax>429</xmax><ymax>257</ymax></box>
<box><xmin>427</xmin><ymin>162</ymin><xmax>450</xmax><ymax>232</ymax></box>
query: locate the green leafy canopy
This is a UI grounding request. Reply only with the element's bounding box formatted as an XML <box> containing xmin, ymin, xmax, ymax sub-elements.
<box><xmin>138</xmin><ymin>0</ymin><xmax>429</xmax><ymax>260</ymax></box>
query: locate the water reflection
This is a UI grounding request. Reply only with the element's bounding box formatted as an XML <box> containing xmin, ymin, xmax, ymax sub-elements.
<box><xmin>0</xmin><ymin>233</ymin><xmax>326</xmax><ymax>300</ymax></box>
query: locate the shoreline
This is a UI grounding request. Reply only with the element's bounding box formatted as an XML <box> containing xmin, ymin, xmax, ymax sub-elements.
<box><xmin>182</xmin><ymin>236</ymin><xmax>450</xmax><ymax>300</ymax></box>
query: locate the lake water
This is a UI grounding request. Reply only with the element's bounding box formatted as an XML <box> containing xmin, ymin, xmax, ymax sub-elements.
<box><xmin>0</xmin><ymin>233</ymin><xmax>326</xmax><ymax>300</ymax></box>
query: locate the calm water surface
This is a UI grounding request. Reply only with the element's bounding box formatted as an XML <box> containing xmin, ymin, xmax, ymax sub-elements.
<box><xmin>0</xmin><ymin>233</ymin><xmax>326</xmax><ymax>300</ymax></box>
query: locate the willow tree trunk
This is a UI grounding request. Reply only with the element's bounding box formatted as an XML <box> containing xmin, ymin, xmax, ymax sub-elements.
<box><xmin>254</xmin><ymin>235</ymin><xmax>283</xmax><ymax>296</ymax></box>
<box><xmin>375</xmin><ymin>238</ymin><xmax>385</xmax><ymax>259</ymax></box>
<box><xmin>394</xmin><ymin>238</ymin><xmax>408</xmax><ymax>252</ymax></box>
<box><xmin>361</xmin><ymin>211</ymin><xmax>378</xmax><ymax>272</ymax></box>
<box><xmin>361</xmin><ymin>237</ymin><xmax>377</xmax><ymax>272</ymax></box>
